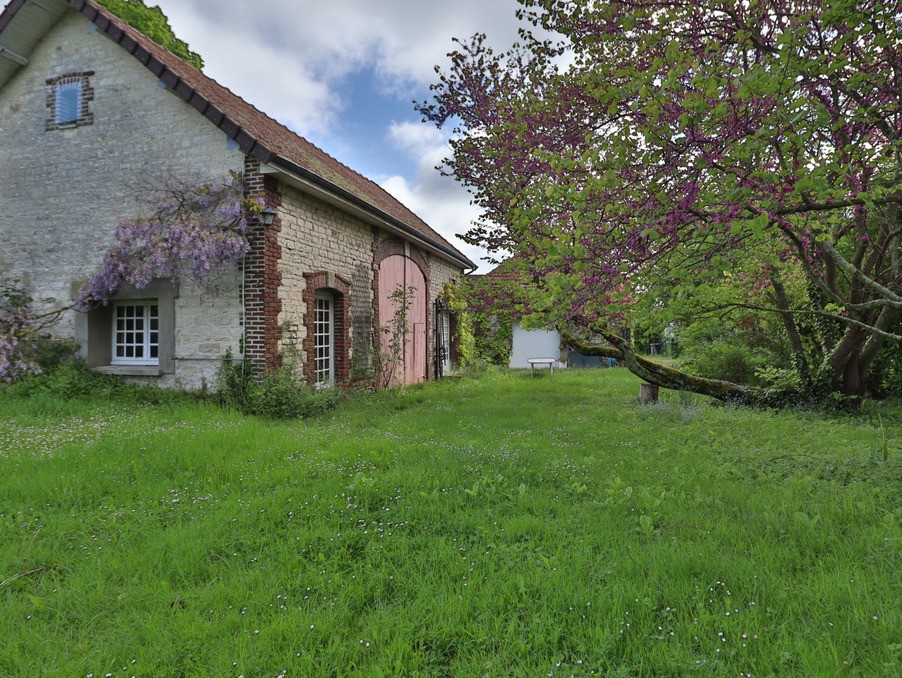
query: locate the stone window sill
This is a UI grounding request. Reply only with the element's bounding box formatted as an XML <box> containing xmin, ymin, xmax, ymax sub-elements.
<box><xmin>96</xmin><ymin>365</ymin><xmax>162</xmax><ymax>377</ymax></box>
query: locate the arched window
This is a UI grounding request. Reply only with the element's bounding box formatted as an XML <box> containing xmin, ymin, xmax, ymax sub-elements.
<box><xmin>303</xmin><ymin>271</ymin><xmax>350</xmax><ymax>386</ymax></box>
<box><xmin>314</xmin><ymin>291</ymin><xmax>335</xmax><ymax>385</ymax></box>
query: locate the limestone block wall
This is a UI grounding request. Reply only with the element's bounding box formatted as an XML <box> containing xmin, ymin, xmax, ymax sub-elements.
<box><xmin>168</xmin><ymin>266</ymin><xmax>244</xmax><ymax>389</ymax></box>
<box><xmin>0</xmin><ymin>9</ymin><xmax>245</xmax><ymax>388</ymax></box>
<box><xmin>276</xmin><ymin>184</ymin><xmax>376</xmax><ymax>379</ymax></box>
<box><xmin>428</xmin><ymin>254</ymin><xmax>465</xmax><ymax>306</ymax></box>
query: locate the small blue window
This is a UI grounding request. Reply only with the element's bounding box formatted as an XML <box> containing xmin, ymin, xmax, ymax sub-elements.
<box><xmin>46</xmin><ymin>72</ymin><xmax>93</xmax><ymax>131</ymax></box>
<box><xmin>55</xmin><ymin>81</ymin><xmax>82</xmax><ymax>124</ymax></box>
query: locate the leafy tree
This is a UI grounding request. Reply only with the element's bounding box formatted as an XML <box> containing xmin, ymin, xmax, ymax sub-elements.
<box><xmin>420</xmin><ymin>0</ymin><xmax>901</xmax><ymax>406</ymax></box>
<box><xmin>97</xmin><ymin>0</ymin><xmax>204</xmax><ymax>70</ymax></box>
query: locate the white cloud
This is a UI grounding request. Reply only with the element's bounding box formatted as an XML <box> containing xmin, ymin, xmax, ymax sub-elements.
<box><xmin>152</xmin><ymin>0</ymin><xmax>519</xmax><ymax>271</ymax></box>
<box><xmin>381</xmin><ymin>173</ymin><xmax>490</xmax><ymax>272</ymax></box>
<box><xmin>383</xmin><ymin>121</ymin><xmax>495</xmax><ymax>272</ymax></box>
<box><xmin>152</xmin><ymin>2</ymin><xmax>340</xmax><ymax>137</ymax></box>
<box><xmin>156</xmin><ymin>0</ymin><xmax>527</xmax><ymax>131</ymax></box>
<box><xmin>387</xmin><ymin>121</ymin><xmax>445</xmax><ymax>154</ymax></box>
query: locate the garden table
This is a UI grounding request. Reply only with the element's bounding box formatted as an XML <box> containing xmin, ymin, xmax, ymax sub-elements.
<box><xmin>528</xmin><ymin>358</ymin><xmax>556</xmax><ymax>377</ymax></box>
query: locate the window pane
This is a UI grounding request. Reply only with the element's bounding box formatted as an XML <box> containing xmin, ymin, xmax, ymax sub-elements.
<box><xmin>314</xmin><ymin>294</ymin><xmax>333</xmax><ymax>384</ymax></box>
<box><xmin>55</xmin><ymin>81</ymin><xmax>81</xmax><ymax>123</ymax></box>
<box><xmin>112</xmin><ymin>300</ymin><xmax>159</xmax><ymax>365</ymax></box>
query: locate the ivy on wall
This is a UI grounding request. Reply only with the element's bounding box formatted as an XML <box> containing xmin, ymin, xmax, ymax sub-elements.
<box><xmin>445</xmin><ymin>271</ymin><xmax>534</xmax><ymax>367</ymax></box>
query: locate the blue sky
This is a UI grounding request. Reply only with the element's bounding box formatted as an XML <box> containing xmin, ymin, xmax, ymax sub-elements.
<box><xmin>150</xmin><ymin>0</ymin><xmax>529</xmax><ymax>271</ymax></box>
<box><xmin>323</xmin><ymin>64</ymin><xmax>418</xmax><ymax>179</ymax></box>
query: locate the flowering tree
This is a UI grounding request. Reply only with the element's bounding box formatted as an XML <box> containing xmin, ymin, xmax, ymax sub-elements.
<box><xmin>0</xmin><ymin>277</ymin><xmax>78</xmax><ymax>384</ymax></box>
<box><xmin>421</xmin><ymin>0</ymin><xmax>901</xmax><ymax>405</ymax></box>
<box><xmin>78</xmin><ymin>172</ymin><xmax>257</xmax><ymax>309</ymax></box>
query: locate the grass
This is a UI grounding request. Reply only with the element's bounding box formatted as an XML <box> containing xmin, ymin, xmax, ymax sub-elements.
<box><xmin>0</xmin><ymin>368</ymin><xmax>900</xmax><ymax>676</ymax></box>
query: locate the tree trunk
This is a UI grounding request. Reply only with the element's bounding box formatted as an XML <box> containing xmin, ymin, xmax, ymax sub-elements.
<box><xmin>639</xmin><ymin>383</ymin><xmax>659</xmax><ymax>403</ymax></box>
<box><xmin>563</xmin><ymin>331</ymin><xmax>766</xmax><ymax>404</ymax></box>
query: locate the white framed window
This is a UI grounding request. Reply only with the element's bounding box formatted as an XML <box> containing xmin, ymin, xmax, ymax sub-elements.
<box><xmin>441</xmin><ymin>310</ymin><xmax>452</xmax><ymax>374</ymax></box>
<box><xmin>314</xmin><ymin>292</ymin><xmax>334</xmax><ymax>385</ymax></box>
<box><xmin>112</xmin><ymin>301</ymin><xmax>159</xmax><ymax>365</ymax></box>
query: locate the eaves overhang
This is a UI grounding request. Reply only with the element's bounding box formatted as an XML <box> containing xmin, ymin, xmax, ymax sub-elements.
<box><xmin>0</xmin><ymin>0</ymin><xmax>67</xmax><ymax>88</ymax></box>
<box><xmin>261</xmin><ymin>158</ymin><xmax>476</xmax><ymax>271</ymax></box>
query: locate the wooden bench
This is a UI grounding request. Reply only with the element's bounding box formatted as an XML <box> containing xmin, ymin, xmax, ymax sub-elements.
<box><xmin>528</xmin><ymin>358</ymin><xmax>556</xmax><ymax>377</ymax></box>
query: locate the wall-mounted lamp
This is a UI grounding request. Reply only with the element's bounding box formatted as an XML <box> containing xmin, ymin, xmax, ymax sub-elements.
<box><xmin>260</xmin><ymin>207</ymin><xmax>277</xmax><ymax>226</ymax></box>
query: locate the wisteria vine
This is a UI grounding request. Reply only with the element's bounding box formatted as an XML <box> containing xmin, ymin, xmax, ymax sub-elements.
<box><xmin>77</xmin><ymin>172</ymin><xmax>259</xmax><ymax>309</ymax></box>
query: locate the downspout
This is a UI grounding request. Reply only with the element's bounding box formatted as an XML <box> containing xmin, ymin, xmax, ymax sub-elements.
<box><xmin>240</xmin><ymin>256</ymin><xmax>246</xmax><ymax>375</ymax></box>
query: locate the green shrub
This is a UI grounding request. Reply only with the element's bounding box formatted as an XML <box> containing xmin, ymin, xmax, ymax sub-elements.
<box><xmin>756</xmin><ymin>365</ymin><xmax>803</xmax><ymax>394</ymax></box>
<box><xmin>682</xmin><ymin>341</ymin><xmax>768</xmax><ymax>385</ymax></box>
<box><xmin>7</xmin><ymin>360</ymin><xmax>121</xmax><ymax>399</ymax></box>
<box><xmin>867</xmin><ymin>317</ymin><xmax>902</xmax><ymax>398</ymax></box>
<box><xmin>214</xmin><ymin>350</ymin><xmax>340</xmax><ymax>419</ymax></box>
<box><xmin>5</xmin><ymin>359</ymin><xmax>197</xmax><ymax>407</ymax></box>
<box><xmin>254</xmin><ymin>366</ymin><xmax>340</xmax><ymax>419</ymax></box>
<box><xmin>31</xmin><ymin>335</ymin><xmax>80</xmax><ymax>370</ymax></box>
<box><xmin>214</xmin><ymin>348</ymin><xmax>251</xmax><ymax>410</ymax></box>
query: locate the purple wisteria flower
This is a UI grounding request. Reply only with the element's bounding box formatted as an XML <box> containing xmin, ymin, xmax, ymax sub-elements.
<box><xmin>78</xmin><ymin>176</ymin><xmax>254</xmax><ymax>309</ymax></box>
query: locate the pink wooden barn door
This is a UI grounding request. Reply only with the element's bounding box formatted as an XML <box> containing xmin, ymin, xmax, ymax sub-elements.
<box><xmin>378</xmin><ymin>254</ymin><xmax>427</xmax><ymax>386</ymax></box>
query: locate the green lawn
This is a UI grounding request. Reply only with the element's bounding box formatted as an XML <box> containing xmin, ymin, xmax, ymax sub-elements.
<box><xmin>1</xmin><ymin>369</ymin><xmax>900</xmax><ymax>676</ymax></box>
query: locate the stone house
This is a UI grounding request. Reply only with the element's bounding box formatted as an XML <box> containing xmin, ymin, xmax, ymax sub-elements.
<box><xmin>0</xmin><ymin>0</ymin><xmax>474</xmax><ymax>388</ymax></box>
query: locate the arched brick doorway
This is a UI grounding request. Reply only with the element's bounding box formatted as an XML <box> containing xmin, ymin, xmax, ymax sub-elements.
<box><xmin>377</xmin><ymin>254</ymin><xmax>427</xmax><ymax>386</ymax></box>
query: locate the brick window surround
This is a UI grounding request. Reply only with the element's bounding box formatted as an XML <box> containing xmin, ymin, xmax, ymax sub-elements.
<box><xmin>46</xmin><ymin>71</ymin><xmax>95</xmax><ymax>131</ymax></box>
<box><xmin>303</xmin><ymin>271</ymin><xmax>351</xmax><ymax>385</ymax></box>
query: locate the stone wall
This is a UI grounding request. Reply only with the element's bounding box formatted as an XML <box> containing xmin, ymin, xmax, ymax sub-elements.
<box><xmin>0</xmin><ymin>9</ymin><xmax>245</xmax><ymax>388</ymax></box>
<box><xmin>275</xmin><ymin>184</ymin><xmax>376</xmax><ymax>381</ymax></box>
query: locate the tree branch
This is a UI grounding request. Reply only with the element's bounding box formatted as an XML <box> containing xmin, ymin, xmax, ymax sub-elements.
<box><xmin>819</xmin><ymin>239</ymin><xmax>902</xmax><ymax>306</ymax></box>
<box><xmin>562</xmin><ymin>329</ymin><xmax>763</xmax><ymax>403</ymax></box>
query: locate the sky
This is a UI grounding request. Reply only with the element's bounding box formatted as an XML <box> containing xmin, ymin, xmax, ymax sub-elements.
<box><xmin>149</xmin><ymin>0</ymin><xmax>530</xmax><ymax>272</ymax></box>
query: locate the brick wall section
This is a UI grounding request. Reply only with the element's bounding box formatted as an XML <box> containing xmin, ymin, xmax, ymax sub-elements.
<box><xmin>276</xmin><ymin>184</ymin><xmax>375</xmax><ymax>382</ymax></box>
<box><xmin>0</xmin><ymin>10</ymin><xmax>245</xmax><ymax>389</ymax></box>
<box><xmin>242</xmin><ymin>158</ymin><xmax>283</xmax><ymax>372</ymax></box>
<box><xmin>302</xmin><ymin>271</ymin><xmax>351</xmax><ymax>384</ymax></box>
